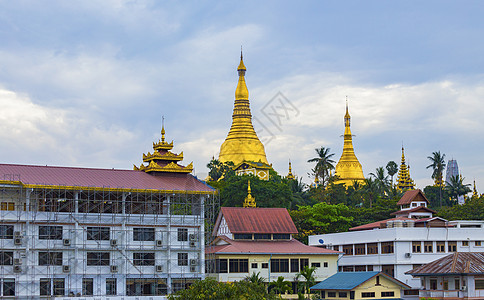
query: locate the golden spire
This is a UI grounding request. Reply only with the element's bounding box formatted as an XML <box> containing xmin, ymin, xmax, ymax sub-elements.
<box><xmin>396</xmin><ymin>146</ymin><xmax>415</xmax><ymax>191</ymax></box>
<box><xmin>335</xmin><ymin>100</ymin><xmax>364</xmax><ymax>186</ymax></box>
<box><xmin>472</xmin><ymin>180</ymin><xmax>479</xmax><ymax>199</ymax></box>
<box><xmin>243</xmin><ymin>180</ymin><xmax>256</xmax><ymax>208</ymax></box>
<box><xmin>287</xmin><ymin>160</ymin><xmax>295</xmax><ymax>180</ymax></box>
<box><xmin>218</xmin><ymin>52</ymin><xmax>269</xmax><ymax>166</ymax></box>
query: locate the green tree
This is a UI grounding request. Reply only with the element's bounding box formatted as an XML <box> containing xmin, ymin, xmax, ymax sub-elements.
<box><xmin>438</xmin><ymin>196</ymin><xmax>484</xmax><ymax>220</ymax></box>
<box><xmin>296</xmin><ymin>266</ymin><xmax>317</xmax><ymax>298</ymax></box>
<box><xmin>351</xmin><ymin>197</ymin><xmax>398</xmax><ymax>228</ymax></box>
<box><xmin>270</xmin><ymin>276</ymin><xmax>293</xmax><ymax>298</ymax></box>
<box><xmin>363</xmin><ymin>177</ymin><xmax>379</xmax><ymax>207</ymax></box>
<box><xmin>245</xmin><ymin>272</ymin><xmax>266</xmax><ymax>285</ymax></box>
<box><xmin>369</xmin><ymin>167</ymin><xmax>390</xmax><ymax>198</ymax></box>
<box><xmin>308</xmin><ymin>147</ymin><xmax>336</xmax><ymax>188</ymax></box>
<box><xmin>423</xmin><ymin>185</ymin><xmax>452</xmax><ymax>208</ymax></box>
<box><xmin>207</xmin><ymin>158</ymin><xmax>235</xmax><ymax>181</ymax></box>
<box><xmin>426</xmin><ymin>151</ymin><xmax>446</xmax><ymax>207</ymax></box>
<box><xmin>445</xmin><ymin>175</ymin><xmax>471</xmax><ymax>202</ymax></box>
<box><xmin>386</xmin><ymin>161</ymin><xmax>398</xmax><ymax>187</ymax></box>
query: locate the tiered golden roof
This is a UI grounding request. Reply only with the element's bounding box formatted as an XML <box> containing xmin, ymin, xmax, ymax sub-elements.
<box><xmin>335</xmin><ymin>102</ymin><xmax>365</xmax><ymax>186</ymax></box>
<box><xmin>287</xmin><ymin>161</ymin><xmax>295</xmax><ymax>180</ymax></box>
<box><xmin>134</xmin><ymin>124</ymin><xmax>193</xmax><ymax>174</ymax></box>
<box><xmin>218</xmin><ymin>52</ymin><xmax>269</xmax><ymax>166</ymax></box>
<box><xmin>396</xmin><ymin>146</ymin><xmax>415</xmax><ymax>191</ymax></box>
<box><xmin>243</xmin><ymin>180</ymin><xmax>256</xmax><ymax>208</ymax></box>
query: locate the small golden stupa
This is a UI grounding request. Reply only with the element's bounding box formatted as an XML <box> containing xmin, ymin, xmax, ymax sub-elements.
<box><xmin>396</xmin><ymin>146</ymin><xmax>415</xmax><ymax>191</ymax></box>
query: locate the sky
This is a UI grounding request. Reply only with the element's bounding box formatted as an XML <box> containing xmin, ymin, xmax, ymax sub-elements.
<box><xmin>1</xmin><ymin>1</ymin><xmax>484</xmax><ymax>191</ymax></box>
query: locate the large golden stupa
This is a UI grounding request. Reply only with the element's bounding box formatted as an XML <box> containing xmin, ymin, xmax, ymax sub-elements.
<box><xmin>334</xmin><ymin>102</ymin><xmax>365</xmax><ymax>186</ymax></box>
<box><xmin>218</xmin><ymin>53</ymin><xmax>270</xmax><ymax>170</ymax></box>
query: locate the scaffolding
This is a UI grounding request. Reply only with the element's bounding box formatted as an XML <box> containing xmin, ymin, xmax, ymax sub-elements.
<box><xmin>0</xmin><ymin>181</ymin><xmax>218</xmax><ymax>299</ymax></box>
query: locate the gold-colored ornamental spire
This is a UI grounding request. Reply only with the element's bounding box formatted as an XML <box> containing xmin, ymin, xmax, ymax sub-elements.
<box><xmin>218</xmin><ymin>52</ymin><xmax>269</xmax><ymax>166</ymax></box>
<box><xmin>396</xmin><ymin>146</ymin><xmax>415</xmax><ymax>191</ymax></box>
<box><xmin>335</xmin><ymin>100</ymin><xmax>364</xmax><ymax>186</ymax></box>
<box><xmin>287</xmin><ymin>160</ymin><xmax>295</xmax><ymax>180</ymax></box>
<box><xmin>472</xmin><ymin>180</ymin><xmax>479</xmax><ymax>199</ymax></box>
<box><xmin>243</xmin><ymin>180</ymin><xmax>256</xmax><ymax>208</ymax></box>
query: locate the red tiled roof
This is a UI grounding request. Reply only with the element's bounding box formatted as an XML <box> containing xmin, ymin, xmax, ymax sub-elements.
<box><xmin>206</xmin><ymin>236</ymin><xmax>341</xmax><ymax>255</ymax></box>
<box><xmin>0</xmin><ymin>163</ymin><xmax>214</xmax><ymax>193</ymax></box>
<box><xmin>391</xmin><ymin>206</ymin><xmax>437</xmax><ymax>215</ymax></box>
<box><xmin>406</xmin><ymin>252</ymin><xmax>484</xmax><ymax>275</ymax></box>
<box><xmin>349</xmin><ymin>217</ymin><xmax>412</xmax><ymax>231</ymax></box>
<box><xmin>397</xmin><ymin>189</ymin><xmax>429</xmax><ymax>205</ymax></box>
<box><xmin>213</xmin><ymin>207</ymin><xmax>298</xmax><ymax>235</ymax></box>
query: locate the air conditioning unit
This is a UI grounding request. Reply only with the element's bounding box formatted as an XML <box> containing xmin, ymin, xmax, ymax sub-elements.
<box><xmin>189</xmin><ymin>241</ymin><xmax>196</xmax><ymax>247</ymax></box>
<box><xmin>14</xmin><ymin>231</ymin><xmax>22</xmax><ymax>237</ymax></box>
<box><xmin>14</xmin><ymin>258</ymin><xmax>22</xmax><ymax>265</ymax></box>
<box><xmin>63</xmin><ymin>239</ymin><xmax>71</xmax><ymax>246</ymax></box>
<box><xmin>14</xmin><ymin>238</ymin><xmax>22</xmax><ymax>245</ymax></box>
<box><xmin>190</xmin><ymin>266</ymin><xmax>197</xmax><ymax>272</ymax></box>
<box><xmin>461</xmin><ymin>286</ymin><xmax>467</xmax><ymax>291</ymax></box>
<box><xmin>189</xmin><ymin>234</ymin><xmax>197</xmax><ymax>241</ymax></box>
<box><xmin>189</xmin><ymin>259</ymin><xmax>198</xmax><ymax>266</ymax></box>
<box><xmin>62</xmin><ymin>265</ymin><xmax>71</xmax><ymax>273</ymax></box>
<box><xmin>110</xmin><ymin>239</ymin><xmax>118</xmax><ymax>247</ymax></box>
<box><xmin>156</xmin><ymin>265</ymin><xmax>163</xmax><ymax>272</ymax></box>
<box><xmin>156</xmin><ymin>240</ymin><xmax>163</xmax><ymax>247</ymax></box>
<box><xmin>110</xmin><ymin>265</ymin><xmax>118</xmax><ymax>273</ymax></box>
<box><xmin>13</xmin><ymin>266</ymin><xmax>22</xmax><ymax>273</ymax></box>
<box><xmin>405</xmin><ymin>253</ymin><xmax>412</xmax><ymax>258</ymax></box>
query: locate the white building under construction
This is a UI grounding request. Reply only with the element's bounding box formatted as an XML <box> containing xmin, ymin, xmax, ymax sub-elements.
<box><xmin>0</xmin><ymin>127</ymin><xmax>217</xmax><ymax>299</ymax></box>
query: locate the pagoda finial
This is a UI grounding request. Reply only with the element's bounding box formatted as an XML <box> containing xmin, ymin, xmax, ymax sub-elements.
<box><xmin>473</xmin><ymin>180</ymin><xmax>479</xmax><ymax>199</ymax></box>
<box><xmin>287</xmin><ymin>159</ymin><xmax>295</xmax><ymax>180</ymax></box>
<box><xmin>161</xmin><ymin>116</ymin><xmax>165</xmax><ymax>142</ymax></box>
<box><xmin>243</xmin><ymin>180</ymin><xmax>256</xmax><ymax>208</ymax></box>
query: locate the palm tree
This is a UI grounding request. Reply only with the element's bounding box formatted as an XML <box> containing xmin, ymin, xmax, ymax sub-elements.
<box><xmin>363</xmin><ymin>177</ymin><xmax>378</xmax><ymax>208</ymax></box>
<box><xmin>270</xmin><ymin>276</ymin><xmax>292</xmax><ymax>298</ymax></box>
<box><xmin>426</xmin><ymin>151</ymin><xmax>446</xmax><ymax>208</ymax></box>
<box><xmin>386</xmin><ymin>161</ymin><xmax>398</xmax><ymax>187</ymax></box>
<box><xmin>445</xmin><ymin>175</ymin><xmax>471</xmax><ymax>202</ymax></box>
<box><xmin>295</xmin><ymin>266</ymin><xmax>317</xmax><ymax>298</ymax></box>
<box><xmin>245</xmin><ymin>271</ymin><xmax>266</xmax><ymax>285</ymax></box>
<box><xmin>308</xmin><ymin>147</ymin><xmax>335</xmax><ymax>188</ymax></box>
<box><xmin>369</xmin><ymin>167</ymin><xmax>390</xmax><ymax>197</ymax></box>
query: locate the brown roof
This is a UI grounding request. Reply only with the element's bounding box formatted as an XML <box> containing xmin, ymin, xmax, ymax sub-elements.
<box><xmin>213</xmin><ymin>207</ymin><xmax>298</xmax><ymax>235</ymax></box>
<box><xmin>391</xmin><ymin>206</ymin><xmax>437</xmax><ymax>215</ymax></box>
<box><xmin>0</xmin><ymin>163</ymin><xmax>214</xmax><ymax>193</ymax></box>
<box><xmin>406</xmin><ymin>252</ymin><xmax>484</xmax><ymax>275</ymax></box>
<box><xmin>397</xmin><ymin>189</ymin><xmax>429</xmax><ymax>205</ymax></box>
<box><xmin>206</xmin><ymin>235</ymin><xmax>341</xmax><ymax>255</ymax></box>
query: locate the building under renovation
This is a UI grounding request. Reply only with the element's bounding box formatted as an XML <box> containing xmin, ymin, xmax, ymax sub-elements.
<box><xmin>0</xmin><ymin>127</ymin><xmax>217</xmax><ymax>298</ymax></box>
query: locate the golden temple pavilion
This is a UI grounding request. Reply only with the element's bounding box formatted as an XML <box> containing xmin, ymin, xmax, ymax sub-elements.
<box><xmin>334</xmin><ymin>102</ymin><xmax>365</xmax><ymax>186</ymax></box>
<box><xmin>218</xmin><ymin>52</ymin><xmax>271</xmax><ymax>180</ymax></box>
<box><xmin>395</xmin><ymin>146</ymin><xmax>415</xmax><ymax>191</ymax></box>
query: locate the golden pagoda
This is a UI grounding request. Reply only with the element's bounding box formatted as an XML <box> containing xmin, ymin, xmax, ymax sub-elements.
<box><xmin>286</xmin><ymin>160</ymin><xmax>295</xmax><ymax>180</ymax></box>
<box><xmin>472</xmin><ymin>180</ymin><xmax>479</xmax><ymax>199</ymax></box>
<box><xmin>243</xmin><ymin>180</ymin><xmax>256</xmax><ymax>208</ymax></box>
<box><xmin>218</xmin><ymin>52</ymin><xmax>271</xmax><ymax>180</ymax></box>
<box><xmin>395</xmin><ymin>146</ymin><xmax>415</xmax><ymax>191</ymax></box>
<box><xmin>334</xmin><ymin>102</ymin><xmax>365</xmax><ymax>186</ymax></box>
<box><xmin>134</xmin><ymin>123</ymin><xmax>193</xmax><ymax>174</ymax></box>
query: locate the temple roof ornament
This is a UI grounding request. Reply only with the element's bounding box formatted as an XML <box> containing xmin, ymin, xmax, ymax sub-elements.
<box><xmin>218</xmin><ymin>52</ymin><xmax>270</xmax><ymax>167</ymax></box>
<box><xmin>472</xmin><ymin>180</ymin><xmax>479</xmax><ymax>199</ymax></box>
<box><xmin>396</xmin><ymin>146</ymin><xmax>415</xmax><ymax>191</ymax></box>
<box><xmin>243</xmin><ymin>180</ymin><xmax>257</xmax><ymax>208</ymax></box>
<box><xmin>134</xmin><ymin>123</ymin><xmax>193</xmax><ymax>174</ymax></box>
<box><xmin>287</xmin><ymin>160</ymin><xmax>295</xmax><ymax>180</ymax></box>
<box><xmin>334</xmin><ymin>101</ymin><xmax>365</xmax><ymax>186</ymax></box>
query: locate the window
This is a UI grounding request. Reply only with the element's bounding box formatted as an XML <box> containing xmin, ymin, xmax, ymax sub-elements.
<box><xmin>273</xmin><ymin>234</ymin><xmax>290</xmax><ymax>240</ymax></box>
<box><xmin>251</xmin><ymin>263</ymin><xmax>257</xmax><ymax>269</ymax></box>
<box><xmin>290</xmin><ymin>259</ymin><xmax>299</xmax><ymax>272</ymax></box>
<box><xmin>367</xmin><ymin>265</ymin><xmax>373</xmax><ymax>271</ymax></box>
<box><xmin>271</xmin><ymin>259</ymin><xmax>289</xmax><ymax>273</ymax></box>
<box><xmin>443</xmin><ymin>279</ymin><xmax>449</xmax><ymax>290</ymax></box>
<box><xmin>455</xmin><ymin>278</ymin><xmax>460</xmax><ymax>290</ymax></box>
<box><xmin>87</xmin><ymin>252</ymin><xmax>110</xmax><ymax>266</ymax></box>
<box><xmin>39</xmin><ymin>226</ymin><xmax>63</xmax><ymax>240</ymax></box>
<box><xmin>106</xmin><ymin>278</ymin><xmax>117</xmax><ymax>295</ymax></box>
<box><xmin>262</xmin><ymin>263</ymin><xmax>268</xmax><ymax>269</ymax></box>
<box><xmin>448</xmin><ymin>241</ymin><xmax>457</xmax><ymax>252</ymax></box>
<box><xmin>362</xmin><ymin>292</ymin><xmax>375</xmax><ymax>297</ymax></box>
<box><xmin>339</xmin><ymin>292</ymin><xmax>347</xmax><ymax>298</ymax></box>
<box><xmin>39</xmin><ymin>252</ymin><xmax>63</xmax><ymax>265</ymax></box>
<box><xmin>0</xmin><ymin>225</ymin><xmax>14</xmax><ymax>239</ymax></box>
<box><xmin>133</xmin><ymin>228</ymin><xmax>155</xmax><ymax>241</ymax></box>
<box><xmin>328</xmin><ymin>291</ymin><xmax>336</xmax><ymax>297</ymax></box>
<box><xmin>40</xmin><ymin>279</ymin><xmax>51</xmax><ymax>296</ymax></box>
<box><xmin>430</xmin><ymin>279</ymin><xmax>437</xmax><ymax>290</ymax></box>
<box><xmin>82</xmin><ymin>278</ymin><xmax>93</xmax><ymax>296</ymax></box>
<box><xmin>234</xmin><ymin>233</ymin><xmax>252</xmax><ymax>240</ymax></box>
<box><xmin>324</xmin><ymin>262</ymin><xmax>328</xmax><ymax>268</ymax></box>
<box><xmin>355</xmin><ymin>244</ymin><xmax>365</xmax><ymax>255</ymax></box>
<box><xmin>333</xmin><ymin>245</ymin><xmax>339</xmax><ymax>251</ymax></box>
<box><xmin>404</xmin><ymin>289</ymin><xmax>419</xmax><ymax>295</ymax></box>
<box><xmin>476</xmin><ymin>241</ymin><xmax>482</xmax><ymax>246</ymax></box>
<box><xmin>382</xmin><ymin>264</ymin><xmax>394</xmax><ymax>277</ymax></box>
<box><xmin>367</xmin><ymin>243</ymin><xmax>378</xmax><ymax>254</ymax></box>
<box><xmin>0</xmin><ymin>252</ymin><xmax>13</xmax><ymax>265</ymax></box>
<box><xmin>254</xmin><ymin>233</ymin><xmax>271</xmax><ymax>240</ymax></box>
<box><xmin>178</xmin><ymin>253</ymin><xmax>188</xmax><ymax>266</ymax></box>
<box><xmin>376</xmin><ymin>275</ymin><xmax>380</xmax><ymax>285</ymax></box>
<box><xmin>87</xmin><ymin>227</ymin><xmax>110</xmax><ymax>240</ymax></box>
<box><xmin>436</xmin><ymin>241</ymin><xmax>445</xmax><ymax>252</ymax></box>
<box><xmin>475</xmin><ymin>279</ymin><xmax>484</xmax><ymax>290</ymax></box>
<box><xmin>2</xmin><ymin>279</ymin><xmax>15</xmax><ymax>296</ymax></box>
<box><xmin>311</xmin><ymin>262</ymin><xmax>321</xmax><ymax>268</ymax></box>
<box><xmin>355</xmin><ymin>265</ymin><xmax>366</xmax><ymax>271</ymax></box>
<box><xmin>133</xmin><ymin>253</ymin><xmax>155</xmax><ymax>266</ymax></box>
<box><xmin>462</xmin><ymin>241</ymin><xmax>469</xmax><ymax>247</ymax></box>
<box><xmin>412</xmin><ymin>241</ymin><xmax>421</xmax><ymax>253</ymax></box>
<box><xmin>0</xmin><ymin>202</ymin><xmax>14</xmax><ymax>211</ymax></box>
<box><xmin>216</xmin><ymin>259</ymin><xmax>228</xmax><ymax>273</ymax></box>
<box><xmin>177</xmin><ymin>228</ymin><xmax>188</xmax><ymax>241</ymax></box>
<box><xmin>381</xmin><ymin>242</ymin><xmax>394</xmax><ymax>254</ymax></box>
<box><xmin>343</xmin><ymin>245</ymin><xmax>353</xmax><ymax>255</ymax></box>
<box><xmin>300</xmin><ymin>258</ymin><xmax>309</xmax><ymax>270</ymax></box>
<box><xmin>53</xmin><ymin>279</ymin><xmax>65</xmax><ymax>296</ymax></box>
<box><xmin>424</xmin><ymin>241</ymin><xmax>433</xmax><ymax>253</ymax></box>
<box><xmin>381</xmin><ymin>291</ymin><xmax>395</xmax><ymax>297</ymax></box>
<box><xmin>126</xmin><ymin>279</ymin><xmax>167</xmax><ymax>296</ymax></box>
<box><xmin>229</xmin><ymin>259</ymin><xmax>248</xmax><ymax>273</ymax></box>
<box><xmin>412</xmin><ymin>203</ymin><xmax>418</xmax><ymax>207</ymax></box>
<box><xmin>343</xmin><ymin>266</ymin><xmax>354</xmax><ymax>272</ymax></box>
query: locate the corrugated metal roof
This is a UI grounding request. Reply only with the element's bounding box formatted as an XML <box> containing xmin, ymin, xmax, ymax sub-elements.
<box><xmin>349</xmin><ymin>217</ymin><xmax>412</xmax><ymax>231</ymax></box>
<box><xmin>0</xmin><ymin>163</ymin><xmax>214</xmax><ymax>193</ymax></box>
<box><xmin>406</xmin><ymin>252</ymin><xmax>484</xmax><ymax>275</ymax></box>
<box><xmin>214</xmin><ymin>207</ymin><xmax>298</xmax><ymax>234</ymax></box>
<box><xmin>391</xmin><ymin>206</ymin><xmax>437</xmax><ymax>215</ymax></box>
<box><xmin>206</xmin><ymin>236</ymin><xmax>341</xmax><ymax>255</ymax></box>
<box><xmin>311</xmin><ymin>272</ymin><xmax>410</xmax><ymax>291</ymax></box>
<box><xmin>397</xmin><ymin>189</ymin><xmax>429</xmax><ymax>205</ymax></box>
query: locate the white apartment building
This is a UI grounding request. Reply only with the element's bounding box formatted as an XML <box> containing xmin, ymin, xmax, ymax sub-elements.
<box><xmin>308</xmin><ymin>189</ymin><xmax>484</xmax><ymax>298</ymax></box>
